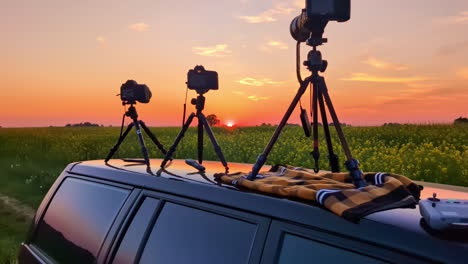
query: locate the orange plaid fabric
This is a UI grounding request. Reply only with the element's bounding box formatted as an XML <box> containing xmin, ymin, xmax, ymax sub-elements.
<box><xmin>215</xmin><ymin>165</ymin><xmax>422</xmax><ymax>222</ymax></box>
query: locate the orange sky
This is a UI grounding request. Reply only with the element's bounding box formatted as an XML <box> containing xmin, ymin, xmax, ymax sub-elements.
<box><xmin>2</xmin><ymin>0</ymin><xmax>467</xmax><ymax>127</ymax></box>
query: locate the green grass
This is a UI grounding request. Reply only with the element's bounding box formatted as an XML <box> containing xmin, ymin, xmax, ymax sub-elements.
<box><xmin>0</xmin><ymin>204</ymin><xmax>30</xmax><ymax>264</ymax></box>
<box><xmin>0</xmin><ymin>124</ymin><xmax>467</xmax><ymax>261</ymax></box>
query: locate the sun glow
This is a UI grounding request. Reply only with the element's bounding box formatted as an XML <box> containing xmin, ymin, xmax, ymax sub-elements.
<box><xmin>226</xmin><ymin>122</ymin><xmax>234</xmax><ymax>127</ymax></box>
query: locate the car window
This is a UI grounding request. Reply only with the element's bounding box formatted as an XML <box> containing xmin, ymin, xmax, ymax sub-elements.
<box><xmin>33</xmin><ymin>177</ymin><xmax>130</xmax><ymax>264</ymax></box>
<box><xmin>138</xmin><ymin>202</ymin><xmax>258</xmax><ymax>264</ymax></box>
<box><xmin>112</xmin><ymin>197</ymin><xmax>160</xmax><ymax>264</ymax></box>
<box><xmin>277</xmin><ymin>233</ymin><xmax>386</xmax><ymax>264</ymax></box>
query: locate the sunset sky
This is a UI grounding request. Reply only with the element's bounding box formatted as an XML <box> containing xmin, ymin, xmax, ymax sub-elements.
<box><xmin>2</xmin><ymin>0</ymin><xmax>468</xmax><ymax>127</ymax></box>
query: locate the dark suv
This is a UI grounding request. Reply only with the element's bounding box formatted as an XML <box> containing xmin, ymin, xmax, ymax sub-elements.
<box><xmin>19</xmin><ymin>159</ymin><xmax>468</xmax><ymax>264</ymax></box>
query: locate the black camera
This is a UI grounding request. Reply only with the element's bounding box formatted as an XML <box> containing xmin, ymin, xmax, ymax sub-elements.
<box><xmin>120</xmin><ymin>80</ymin><xmax>152</xmax><ymax>104</ymax></box>
<box><xmin>306</xmin><ymin>0</ymin><xmax>350</xmax><ymax>22</ymax></box>
<box><xmin>187</xmin><ymin>65</ymin><xmax>218</xmax><ymax>94</ymax></box>
<box><xmin>291</xmin><ymin>0</ymin><xmax>350</xmax><ymax>43</ymax></box>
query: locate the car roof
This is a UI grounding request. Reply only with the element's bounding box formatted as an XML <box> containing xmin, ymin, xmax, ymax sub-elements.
<box><xmin>68</xmin><ymin>159</ymin><xmax>468</xmax><ymax>261</ymax></box>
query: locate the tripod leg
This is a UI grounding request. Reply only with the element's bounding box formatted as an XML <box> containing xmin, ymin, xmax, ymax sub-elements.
<box><xmin>317</xmin><ymin>87</ymin><xmax>340</xmax><ymax>172</ymax></box>
<box><xmin>160</xmin><ymin>113</ymin><xmax>196</xmax><ymax>168</ymax></box>
<box><xmin>197</xmin><ymin>115</ymin><xmax>204</xmax><ymax>164</ymax></box>
<box><xmin>105</xmin><ymin>123</ymin><xmax>134</xmax><ymax>163</ymax></box>
<box><xmin>199</xmin><ymin>113</ymin><xmax>229</xmax><ymax>171</ymax></box>
<box><xmin>249</xmin><ymin>78</ymin><xmax>312</xmax><ymax>180</ymax></box>
<box><xmin>319</xmin><ymin>77</ymin><xmax>366</xmax><ymax>187</ymax></box>
<box><xmin>139</xmin><ymin>121</ymin><xmax>168</xmax><ymax>156</ymax></box>
<box><xmin>311</xmin><ymin>79</ymin><xmax>320</xmax><ymax>172</ymax></box>
<box><xmin>133</xmin><ymin>119</ymin><xmax>151</xmax><ymax>167</ymax></box>
<box><xmin>319</xmin><ymin>76</ymin><xmax>352</xmax><ymax>160</ymax></box>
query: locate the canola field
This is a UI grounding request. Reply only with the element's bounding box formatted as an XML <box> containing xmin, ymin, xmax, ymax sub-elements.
<box><xmin>0</xmin><ymin>125</ymin><xmax>467</xmax><ymax>208</ymax></box>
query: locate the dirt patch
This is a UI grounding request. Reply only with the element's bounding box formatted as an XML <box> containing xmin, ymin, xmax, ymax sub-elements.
<box><xmin>0</xmin><ymin>194</ymin><xmax>35</xmax><ymax>221</ymax></box>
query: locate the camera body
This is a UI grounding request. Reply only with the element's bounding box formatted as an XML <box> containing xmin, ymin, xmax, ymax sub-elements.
<box><xmin>120</xmin><ymin>80</ymin><xmax>152</xmax><ymax>104</ymax></box>
<box><xmin>291</xmin><ymin>0</ymin><xmax>350</xmax><ymax>43</ymax></box>
<box><xmin>306</xmin><ymin>0</ymin><xmax>350</xmax><ymax>22</ymax></box>
<box><xmin>187</xmin><ymin>65</ymin><xmax>218</xmax><ymax>94</ymax></box>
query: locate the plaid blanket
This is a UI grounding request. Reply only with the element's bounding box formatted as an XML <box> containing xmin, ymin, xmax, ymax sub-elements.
<box><xmin>214</xmin><ymin>165</ymin><xmax>422</xmax><ymax>222</ymax></box>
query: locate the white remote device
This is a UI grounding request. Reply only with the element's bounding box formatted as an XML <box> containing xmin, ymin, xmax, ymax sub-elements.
<box><xmin>419</xmin><ymin>193</ymin><xmax>468</xmax><ymax>230</ymax></box>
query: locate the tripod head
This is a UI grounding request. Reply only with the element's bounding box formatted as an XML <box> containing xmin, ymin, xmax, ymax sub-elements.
<box><xmin>191</xmin><ymin>94</ymin><xmax>206</xmax><ymax>112</ymax></box>
<box><xmin>304</xmin><ymin>48</ymin><xmax>328</xmax><ymax>74</ymax></box>
<box><xmin>122</xmin><ymin>102</ymin><xmax>138</xmax><ymax>121</ymax></box>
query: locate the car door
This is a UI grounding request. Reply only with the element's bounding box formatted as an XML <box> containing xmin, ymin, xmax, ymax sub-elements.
<box><xmin>260</xmin><ymin>220</ymin><xmax>429</xmax><ymax>264</ymax></box>
<box><xmin>108</xmin><ymin>189</ymin><xmax>271</xmax><ymax>264</ymax></box>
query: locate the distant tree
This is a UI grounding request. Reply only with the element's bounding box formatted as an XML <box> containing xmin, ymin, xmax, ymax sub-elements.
<box><xmin>454</xmin><ymin>117</ymin><xmax>468</xmax><ymax>125</ymax></box>
<box><xmin>65</xmin><ymin>122</ymin><xmax>100</xmax><ymax>127</ymax></box>
<box><xmin>206</xmin><ymin>114</ymin><xmax>220</xmax><ymax>126</ymax></box>
<box><xmin>383</xmin><ymin>123</ymin><xmax>402</xmax><ymax>127</ymax></box>
<box><xmin>328</xmin><ymin>122</ymin><xmax>350</xmax><ymax>127</ymax></box>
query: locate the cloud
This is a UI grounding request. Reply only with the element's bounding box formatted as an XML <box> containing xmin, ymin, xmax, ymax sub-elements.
<box><xmin>247</xmin><ymin>95</ymin><xmax>269</xmax><ymax>101</ymax></box>
<box><xmin>232</xmin><ymin>90</ymin><xmax>269</xmax><ymax>101</ymax></box>
<box><xmin>344</xmin><ymin>86</ymin><xmax>467</xmax><ymax>113</ymax></box>
<box><xmin>232</xmin><ymin>91</ymin><xmax>245</xmax><ymax>95</ymax></box>
<box><xmin>363</xmin><ymin>57</ymin><xmax>408</xmax><ymax>71</ymax></box>
<box><xmin>292</xmin><ymin>0</ymin><xmax>304</xmax><ymax>8</ymax></box>
<box><xmin>435</xmin><ymin>11</ymin><xmax>468</xmax><ymax>25</ymax></box>
<box><xmin>96</xmin><ymin>36</ymin><xmax>106</xmax><ymax>44</ymax></box>
<box><xmin>237</xmin><ymin>77</ymin><xmax>282</xmax><ymax>86</ymax></box>
<box><xmin>268</xmin><ymin>41</ymin><xmax>288</xmax><ymax>50</ymax></box>
<box><xmin>342</xmin><ymin>73</ymin><xmax>427</xmax><ymax>83</ymax></box>
<box><xmin>435</xmin><ymin>41</ymin><xmax>468</xmax><ymax>57</ymax></box>
<box><xmin>238</xmin><ymin>3</ymin><xmax>294</xmax><ymax>23</ymax></box>
<box><xmin>456</xmin><ymin>67</ymin><xmax>468</xmax><ymax>80</ymax></box>
<box><xmin>192</xmin><ymin>44</ymin><xmax>232</xmax><ymax>57</ymax></box>
<box><xmin>128</xmin><ymin>23</ymin><xmax>149</xmax><ymax>32</ymax></box>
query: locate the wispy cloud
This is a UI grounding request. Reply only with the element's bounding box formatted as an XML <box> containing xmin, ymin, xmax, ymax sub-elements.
<box><xmin>232</xmin><ymin>90</ymin><xmax>269</xmax><ymax>101</ymax></box>
<box><xmin>456</xmin><ymin>67</ymin><xmax>468</xmax><ymax>80</ymax></box>
<box><xmin>435</xmin><ymin>41</ymin><xmax>468</xmax><ymax>57</ymax></box>
<box><xmin>247</xmin><ymin>95</ymin><xmax>269</xmax><ymax>101</ymax></box>
<box><xmin>435</xmin><ymin>11</ymin><xmax>468</xmax><ymax>25</ymax></box>
<box><xmin>237</xmin><ymin>77</ymin><xmax>282</xmax><ymax>86</ymax></box>
<box><xmin>344</xmin><ymin>86</ymin><xmax>466</xmax><ymax>114</ymax></box>
<box><xmin>363</xmin><ymin>57</ymin><xmax>408</xmax><ymax>71</ymax></box>
<box><xmin>128</xmin><ymin>23</ymin><xmax>149</xmax><ymax>32</ymax></box>
<box><xmin>342</xmin><ymin>73</ymin><xmax>427</xmax><ymax>83</ymax></box>
<box><xmin>292</xmin><ymin>0</ymin><xmax>304</xmax><ymax>8</ymax></box>
<box><xmin>192</xmin><ymin>44</ymin><xmax>232</xmax><ymax>57</ymax></box>
<box><xmin>96</xmin><ymin>36</ymin><xmax>106</xmax><ymax>44</ymax></box>
<box><xmin>238</xmin><ymin>3</ymin><xmax>294</xmax><ymax>23</ymax></box>
<box><xmin>267</xmin><ymin>41</ymin><xmax>288</xmax><ymax>50</ymax></box>
<box><xmin>232</xmin><ymin>91</ymin><xmax>245</xmax><ymax>95</ymax></box>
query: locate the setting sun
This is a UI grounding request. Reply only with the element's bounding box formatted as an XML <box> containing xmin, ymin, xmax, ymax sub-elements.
<box><xmin>226</xmin><ymin>122</ymin><xmax>234</xmax><ymax>128</ymax></box>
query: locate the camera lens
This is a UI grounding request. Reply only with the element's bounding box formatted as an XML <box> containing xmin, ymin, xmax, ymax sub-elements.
<box><xmin>290</xmin><ymin>13</ymin><xmax>310</xmax><ymax>42</ymax></box>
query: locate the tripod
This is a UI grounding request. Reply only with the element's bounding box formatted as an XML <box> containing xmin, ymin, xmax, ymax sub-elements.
<box><xmin>160</xmin><ymin>92</ymin><xmax>229</xmax><ymax>172</ymax></box>
<box><xmin>105</xmin><ymin>103</ymin><xmax>167</xmax><ymax>169</ymax></box>
<box><xmin>249</xmin><ymin>38</ymin><xmax>367</xmax><ymax>188</ymax></box>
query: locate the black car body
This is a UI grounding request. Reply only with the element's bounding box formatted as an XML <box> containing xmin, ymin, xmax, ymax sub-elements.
<box><xmin>19</xmin><ymin>159</ymin><xmax>468</xmax><ymax>264</ymax></box>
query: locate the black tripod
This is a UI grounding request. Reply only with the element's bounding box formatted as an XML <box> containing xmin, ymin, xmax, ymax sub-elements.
<box><xmin>105</xmin><ymin>103</ymin><xmax>167</xmax><ymax>169</ymax></box>
<box><xmin>249</xmin><ymin>38</ymin><xmax>367</xmax><ymax>188</ymax></box>
<box><xmin>160</xmin><ymin>92</ymin><xmax>229</xmax><ymax>172</ymax></box>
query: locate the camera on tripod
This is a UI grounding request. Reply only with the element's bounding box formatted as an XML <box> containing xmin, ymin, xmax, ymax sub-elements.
<box><xmin>120</xmin><ymin>80</ymin><xmax>152</xmax><ymax>104</ymax></box>
<box><xmin>187</xmin><ymin>65</ymin><xmax>218</xmax><ymax>94</ymax></box>
<box><xmin>290</xmin><ymin>0</ymin><xmax>350</xmax><ymax>44</ymax></box>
